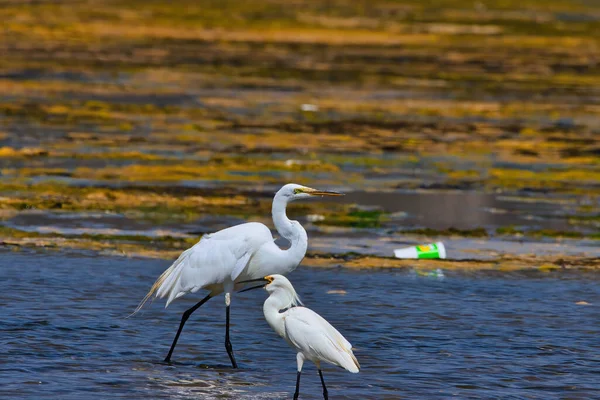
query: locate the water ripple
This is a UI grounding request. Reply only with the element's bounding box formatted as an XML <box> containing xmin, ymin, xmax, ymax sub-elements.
<box><xmin>1</xmin><ymin>249</ymin><xmax>599</xmax><ymax>399</ymax></box>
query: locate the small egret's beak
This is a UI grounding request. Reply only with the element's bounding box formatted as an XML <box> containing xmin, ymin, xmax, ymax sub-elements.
<box><xmin>238</xmin><ymin>277</ymin><xmax>269</xmax><ymax>293</ymax></box>
<box><xmin>304</xmin><ymin>188</ymin><xmax>344</xmax><ymax>197</ymax></box>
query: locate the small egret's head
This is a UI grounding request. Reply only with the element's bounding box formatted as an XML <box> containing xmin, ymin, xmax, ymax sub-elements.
<box><xmin>265</xmin><ymin>274</ymin><xmax>303</xmax><ymax>307</ymax></box>
<box><xmin>277</xmin><ymin>183</ymin><xmax>343</xmax><ymax>202</ymax></box>
<box><xmin>238</xmin><ymin>274</ymin><xmax>303</xmax><ymax>307</ymax></box>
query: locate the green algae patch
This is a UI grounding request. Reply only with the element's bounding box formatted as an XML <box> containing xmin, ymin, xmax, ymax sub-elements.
<box><xmin>0</xmin><ymin>181</ymin><xmax>258</xmax><ymax>221</ymax></box>
<box><xmin>0</xmin><ymin>226</ymin><xmax>44</xmax><ymax>239</ymax></box>
<box><xmin>2</xmin><ymin>168</ymin><xmax>71</xmax><ymax>178</ymax></box>
<box><xmin>0</xmin><ymin>147</ymin><xmax>49</xmax><ymax>158</ymax></box>
<box><xmin>401</xmin><ymin>227</ymin><xmax>489</xmax><ymax>238</ymax></box>
<box><xmin>0</xmin><ymin>180</ymin><xmax>351</xmax><ymax>226</ymax></box>
<box><xmin>305</xmin><ymin>254</ymin><xmax>600</xmax><ymax>271</ymax></box>
<box><xmin>490</xmin><ymin>168</ymin><xmax>600</xmax><ymax>190</ymax></box>
<box><xmin>496</xmin><ymin>227</ymin><xmax>600</xmax><ymax>240</ymax></box>
<box><xmin>316</xmin><ymin>210</ymin><xmax>388</xmax><ymax>228</ymax></box>
<box><xmin>0</xmin><ymin>225</ymin><xmax>196</xmax><ymax>252</ymax></box>
<box><xmin>2</xmin><ymin>231</ymin><xmax>599</xmax><ymax>272</ymax></box>
<box><xmin>0</xmin><ymin>101</ymin><xmax>132</xmax><ymax>129</ymax></box>
<box><xmin>73</xmin><ymin>151</ymin><xmax>173</xmax><ymax>162</ymax></box>
<box><xmin>70</xmin><ymin>157</ymin><xmax>342</xmax><ymax>183</ymax></box>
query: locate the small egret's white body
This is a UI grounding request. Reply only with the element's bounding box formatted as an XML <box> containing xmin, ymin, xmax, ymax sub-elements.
<box><xmin>133</xmin><ymin>183</ymin><xmax>342</xmax><ymax>366</ymax></box>
<box><xmin>254</xmin><ymin>275</ymin><xmax>359</xmax><ymax>399</ymax></box>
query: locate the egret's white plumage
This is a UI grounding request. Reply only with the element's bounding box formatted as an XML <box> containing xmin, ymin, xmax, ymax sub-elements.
<box><xmin>156</xmin><ymin>222</ymin><xmax>274</xmax><ymax>306</ymax></box>
<box><xmin>132</xmin><ymin>183</ymin><xmax>343</xmax><ymax>366</ymax></box>
<box><xmin>283</xmin><ymin>308</ymin><xmax>360</xmax><ymax>373</ymax></box>
<box><xmin>250</xmin><ymin>274</ymin><xmax>358</xmax><ymax>398</ymax></box>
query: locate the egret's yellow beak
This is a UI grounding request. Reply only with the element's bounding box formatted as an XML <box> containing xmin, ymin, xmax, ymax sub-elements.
<box><xmin>299</xmin><ymin>187</ymin><xmax>344</xmax><ymax>197</ymax></box>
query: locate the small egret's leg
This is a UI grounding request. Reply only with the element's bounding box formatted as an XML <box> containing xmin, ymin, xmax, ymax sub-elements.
<box><xmin>224</xmin><ymin>292</ymin><xmax>238</xmax><ymax>368</ymax></box>
<box><xmin>294</xmin><ymin>353</ymin><xmax>304</xmax><ymax>400</ymax></box>
<box><xmin>318</xmin><ymin>367</ymin><xmax>328</xmax><ymax>399</ymax></box>
<box><xmin>164</xmin><ymin>294</ymin><xmax>212</xmax><ymax>363</ymax></box>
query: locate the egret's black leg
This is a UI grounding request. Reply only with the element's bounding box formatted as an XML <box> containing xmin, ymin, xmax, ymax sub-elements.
<box><xmin>318</xmin><ymin>369</ymin><xmax>328</xmax><ymax>400</ymax></box>
<box><xmin>225</xmin><ymin>304</ymin><xmax>238</xmax><ymax>368</ymax></box>
<box><xmin>164</xmin><ymin>294</ymin><xmax>212</xmax><ymax>363</ymax></box>
<box><xmin>293</xmin><ymin>371</ymin><xmax>302</xmax><ymax>400</ymax></box>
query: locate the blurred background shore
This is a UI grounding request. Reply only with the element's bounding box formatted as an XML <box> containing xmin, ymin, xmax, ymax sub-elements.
<box><xmin>0</xmin><ymin>0</ymin><xmax>598</xmax><ymax>268</ymax></box>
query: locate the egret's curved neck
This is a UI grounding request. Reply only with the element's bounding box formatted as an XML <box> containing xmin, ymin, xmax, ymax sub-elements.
<box><xmin>263</xmin><ymin>291</ymin><xmax>291</xmax><ymax>338</ymax></box>
<box><xmin>271</xmin><ymin>192</ymin><xmax>308</xmax><ymax>265</ymax></box>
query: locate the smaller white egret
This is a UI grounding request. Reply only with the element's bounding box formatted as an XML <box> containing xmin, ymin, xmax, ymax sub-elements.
<box><xmin>240</xmin><ymin>275</ymin><xmax>359</xmax><ymax>399</ymax></box>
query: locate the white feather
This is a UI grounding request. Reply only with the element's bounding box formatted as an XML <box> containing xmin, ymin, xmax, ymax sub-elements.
<box><xmin>262</xmin><ymin>275</ymin><xmax>360</xmax><ymax>374</ymax></box>
<box><xmin>130</xmin><ymin>222</ymin><xmax>276</xmax><ymax>314</ymax></box>
<box><xmin>284</xmin><ymin>307</ymin><xmax>360</xmax><ymax>373</ymax></box>
<box><xmin>158</xmin><ymin>222</ymin><xmax>273</xmax><ymax>306</ymax></box>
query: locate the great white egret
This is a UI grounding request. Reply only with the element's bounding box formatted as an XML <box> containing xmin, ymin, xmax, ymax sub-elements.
<box><xmin>132</xmin><ymin>183</ymin><xmax>343</xmax><ymax>367</ymax></box>
<box><xmin>240</xmin><ymin>274</ymin><xmax>359</xmax><ymax>399</ymax></box>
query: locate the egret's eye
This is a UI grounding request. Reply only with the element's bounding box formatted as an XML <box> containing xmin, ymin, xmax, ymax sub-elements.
<box><xmin>293</xmin><ymin>188</ymin><xmax>303</xmax><ymax>195</ymax></box>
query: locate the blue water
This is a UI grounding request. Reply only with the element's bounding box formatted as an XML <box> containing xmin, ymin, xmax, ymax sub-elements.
<box><xmin>1</xmin><ymin>249</ymin><xmax>599</xmax><ymax>399</ymax></box>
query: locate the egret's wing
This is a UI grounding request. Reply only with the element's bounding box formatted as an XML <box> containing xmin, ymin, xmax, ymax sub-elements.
<box><xmin>173</xmin><ymin>235</ymin><xmax>246</xmax><ymax>293</ymax></box>
<box><xmin>284</xmin><ymin>307</ymin><xmax>359</xmax><ymax>373</ymax></box>
<box><xmin>231</xmin><ymin>251</ymin><xmax>252</xmax><ymax>282</ymax></box>
<box><xmin>139</xmin><ymin>222</ymin><xmax>272</xmax><ymax>308</ymax></box>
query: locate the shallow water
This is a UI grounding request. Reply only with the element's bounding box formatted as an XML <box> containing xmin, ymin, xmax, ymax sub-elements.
<box><xmin>339</xmin><ymin>191</ymin><xmax>582</xmax><ymax>232</ymax></box>
<box><xmin>1</xmin><ymin>249</ymin><xmax>600</xmax><ymax>399</ymax></box>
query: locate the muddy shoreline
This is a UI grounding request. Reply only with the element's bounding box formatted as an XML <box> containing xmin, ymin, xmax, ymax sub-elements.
<box><xmin>1</xmin><ymin>0</ymin><xmax>598</xmax><ymax>267</ymax></box>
